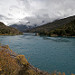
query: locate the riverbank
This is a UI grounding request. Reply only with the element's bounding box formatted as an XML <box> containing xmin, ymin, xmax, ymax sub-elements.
<box><xmin>0</xmin><ymin>33</ymin><xmax>23</xmax><ymax>36</ymax></box>
<box><xmin>34</xmin><ymin>32</ymin><xmax>75</xmax><ymax>38</ymax></box>
<box><xmin>0</xmin><ymin>45</ymin><xmax>50</xmax><ymax>75</ymax></box>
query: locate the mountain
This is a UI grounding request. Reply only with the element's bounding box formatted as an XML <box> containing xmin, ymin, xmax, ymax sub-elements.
<box><xmin>27</xmin><ymin>15</ymin><xmax>75</xmax><ymax>36</ymax></box>
<box><xmin>10</xmin><ymin>24</ymin><xmax>37</xmax><ymax>32</ymax></box>
<box><xmin>49</xmin><ymin>20</ymin><xmax>75</xmax><ymax>36</ymax></box>
<box><xmin>0</xmin><ymin>22</ymin><xmax>22</xmax><ymax>35</ymax></box>
<box><xmin>10</xmin><ymin>24</ymin><xmax>28</xmax><ymax>32</ymax></box>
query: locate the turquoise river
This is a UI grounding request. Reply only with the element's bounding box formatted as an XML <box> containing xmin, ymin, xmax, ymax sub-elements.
<box><xmin>0</xmin><ymin>33</ymin><xmax>75</xmax><ymax>74</ymax></box>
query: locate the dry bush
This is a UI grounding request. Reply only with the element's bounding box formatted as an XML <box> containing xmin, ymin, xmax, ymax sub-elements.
<box><xmin>0</xmin><ymin>50</ymin><xmax>20</xmax><ymax>75</ymax></box>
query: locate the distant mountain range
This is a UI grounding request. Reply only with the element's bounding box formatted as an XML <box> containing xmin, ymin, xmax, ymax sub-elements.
<box><xmin>0</xmin><ymin>22</ymin><xmax>22</xmax><ymax>35</ymax></box>
<box><xmin>10</xmin><ymin>24</ymin><xmax>37</xmax><ymax>32</ymax></box>
<box><xmin>27</xmin><ymin>15</ymin><xmax>75</xmax><ymax>36</ymax></box>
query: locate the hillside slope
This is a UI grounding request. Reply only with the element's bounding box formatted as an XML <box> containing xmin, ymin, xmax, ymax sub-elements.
<box><xmin>0</xmin><ymin>22</ymin><xmax>22</xmax><ymax>35</ymax></box>
<box><xmin>27</xmin><ymin>15</ymin><xmax>75</xmax><ymax>36</ymax></box>
<box><xmin>50</xmin><ymin>20</ymin><xmax>75</xmax><ymax>36</ymax></box>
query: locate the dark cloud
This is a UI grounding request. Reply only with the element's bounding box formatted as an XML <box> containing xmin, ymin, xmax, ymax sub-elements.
<box><xmin>0</xmin><ymin>15</ymin><xmax>12</xmax><ymax>20</ymax></box>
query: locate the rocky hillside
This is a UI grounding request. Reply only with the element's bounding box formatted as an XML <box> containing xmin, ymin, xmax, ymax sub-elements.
<box><xmin>27</xmin><ymin>15</ymin><xmax>75</xmax><ymax>36</ymax></box>
<box><xmin>0</xmin><ymin>22</ymin><xmax>22</xmax><ymax>35</ymax></box>
<box><xmin>0</xmin><ymin>45</ymin><xmax>50</xmax><ymax>75</ymax></box>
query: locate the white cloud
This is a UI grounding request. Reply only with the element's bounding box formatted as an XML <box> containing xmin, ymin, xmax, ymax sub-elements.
<box><xmin>0</xmin><ymin>0</ymin><xmax>75</xmax><ymax>25</ymax></box>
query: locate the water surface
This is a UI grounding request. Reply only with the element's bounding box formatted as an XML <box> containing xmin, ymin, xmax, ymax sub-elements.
<box><xmin>0</xmin><ymin>33</ymin><xmax>75</xmax><ymax>74</ymax></box>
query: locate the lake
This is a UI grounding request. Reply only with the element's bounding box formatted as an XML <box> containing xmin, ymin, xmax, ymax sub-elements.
<box><xmin>0</xmin><ymin>33</ymin><xmax>75</xmax><ymax>74</ymax></box>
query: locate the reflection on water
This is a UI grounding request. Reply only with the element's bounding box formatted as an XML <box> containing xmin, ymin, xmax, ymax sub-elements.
<box><xmin>0</xmin><ymin>33</ymin><xmax>75</xmax><ymax>74</ymax></box>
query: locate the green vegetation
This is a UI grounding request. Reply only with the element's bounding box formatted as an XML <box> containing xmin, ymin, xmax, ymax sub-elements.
<box><xmin>27</xmin><ymin>15</ymin><xmax>75</xmax><ymax>37</ymax></box>
<box><xmin>42</xmin><ymin>20</ymin><xmax>75</xmax><ymax>36</ymax></box>
<box><xmin>0</xmin><ymin>22</ymin><xmax>22</xmax><ymax>35</ymax></box>
<box><xmin>50</xmin><ymin>20</ymin><xmax>75</xmax><ymax>36</ymax></box>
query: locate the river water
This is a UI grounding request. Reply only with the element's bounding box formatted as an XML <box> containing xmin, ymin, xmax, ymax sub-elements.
<box><xmin>0</xmin><ymin>33</ymin><xmax>75</xmax><ymax>74</ymax></box>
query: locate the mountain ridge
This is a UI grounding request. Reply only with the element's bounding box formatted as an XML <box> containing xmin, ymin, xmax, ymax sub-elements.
<box><xmin>0</xmin><ymin>22</ymin><xmax>22</xmax><ymax>35</ymax></box>
<box><xmin>10</xmin><ymin>24</ymin><xmax>37</xmax><ymax>32</ymax></box>
<box><xmin>26</xmin><ymin>15</ymin><xmax>75</xmax><ymax>36</ymax></box>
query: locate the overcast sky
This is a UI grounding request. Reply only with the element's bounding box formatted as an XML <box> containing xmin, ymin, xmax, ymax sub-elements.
<box><xmin>0</xmin><ymin>0</ymin><xmax>75</xmax><ymax>25</ymax></box>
